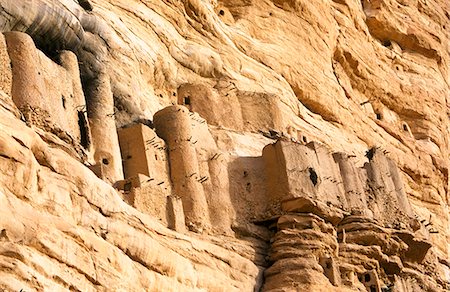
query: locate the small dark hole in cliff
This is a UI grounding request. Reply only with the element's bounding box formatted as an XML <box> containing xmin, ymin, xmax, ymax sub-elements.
<box><xmin>79</xmin><ymin>0</ymin><xmax>93</xmax><ymax>11</ymax></box>
<box><xmin>0</xmin><ymin>229</ymin><xmax>8</xmax><ymax>241</ymax></box>
<box><xmin>376</xmin><ymin>113</ymin><xmax>382</xmax><ymax>120</ymax></box>
<box><xmin>61</xmin><ymin>95</ymin><xmax>66</xmax><ymax>109</ymax></box>
<box><xmin>78</xmin><ymin>111</ymin><xmax>90</xmax><ymax>149</ymax></box>
<box><xmin>124</xmin><ymin>182</ymin><xmax>132</xmax><ymax>192</ymax></box>
<box><xmin>365</xmin><ymin>273</ymin><xmax>371</xmax><ymax>282</ymax></box>
<box><xmin>303</xmin><ymin>136</ymin><xmax>308</xmax><ymax>143</ymax></box>
<box><xmin>382</xmin><ymin>40</ymin><xmax>392</xmax><ymax>47</ymax></box>
<box><xmin>370</xmin><ymin>286</ymin><xmax>376</xmax><ymax>292</ymax></box>
<box><xmin>184</xmin><ymin>96</ymin><xmax>191</xmax><ymax>105</ymax></box>
<box><xmin>102</xmin><ymin>158</ymin><xmax>109</xmax><ymax>165</ymax></box>
<box><xmin>246</xmin><ymin>182</ymin><xmax>251</xmax><ymax>192</ymax></box>
<box><xmin>219</xmin><ymin>10</ymin><xmax>225</xmax><ymax>16</ymax></box>
<box><xmin>403</xmin><ymin>124</ymin><xmax>408</xmax><ymax>131</ymax></box>
<box><xmin>308</xmin><ymin>168</ymin><xmax>318</xmax><ymax>186</ymax></box>
<box><xmin>365</xmin><ymin>148</ymin><xmax>375</xmax><ymax>160</ymax></box>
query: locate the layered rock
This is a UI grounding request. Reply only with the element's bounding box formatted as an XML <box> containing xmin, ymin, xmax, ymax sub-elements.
<box><xmin>0</xmin><ymin>96</ymin><xmax>265</xmax><ymax>291</ymax></box>
<box><xmin>0</xmin><ymin>0</ymin><xmax>448</xmax><ymax>291</ymax></box>
<box><xmin>261</xmin><ymin>141</ymin><xmax>447</xmax><ymax>291</ymax></box>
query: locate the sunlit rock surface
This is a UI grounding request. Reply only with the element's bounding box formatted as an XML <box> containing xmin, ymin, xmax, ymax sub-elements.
<box><xmin>0</xmin><ymin>0</ymin><xmax>448</xmax><ymax>291</ymax></box>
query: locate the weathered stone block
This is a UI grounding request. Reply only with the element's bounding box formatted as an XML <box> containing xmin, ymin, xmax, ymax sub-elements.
<box><xmin>118</xmin><ymin>123</ymin><xmax>170</xmax><ymax>182</ymax></box>
<box><xmin>263</xmin><ymin>141</ymin><xmax>318</xmax><ymax>207</ymax></box>
<box><xmin>306</xmin><ymin>141</ymin><xmax>345</xmax><ymax>207</ymax></box>
<box><xmin>365</xmin><ymin>149</ymin><xmax>414</xmax><ymax>222</ymax></box>
<box><xmin>263</xmin><ymin>140</ymin><xmax>346</xmax><ymax>219</ymax></box>
<box><xmin>333</xmin><ymin>152</ymin><xmax>369</xmax><ymax>216</ymax></box>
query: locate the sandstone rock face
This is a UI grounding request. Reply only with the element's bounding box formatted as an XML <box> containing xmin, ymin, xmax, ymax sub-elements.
<box><xmin>0</xmin><ymin>0</ymin><xmax>449</xmax><ymax>291</ymax></box>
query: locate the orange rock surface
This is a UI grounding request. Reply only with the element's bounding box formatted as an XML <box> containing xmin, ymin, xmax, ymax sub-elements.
<box><xmin>0</xmin><ymin>0</ymin><xmax>448</xmax><ymax>291</ymax></box>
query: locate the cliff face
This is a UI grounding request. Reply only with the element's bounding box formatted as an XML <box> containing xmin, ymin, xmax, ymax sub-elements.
<box><xmin>0</xmin><ymin>0</ymin><xmax>449</xmax><ymax>291</ymax></box>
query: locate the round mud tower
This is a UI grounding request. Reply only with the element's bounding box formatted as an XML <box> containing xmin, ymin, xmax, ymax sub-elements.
<box><xmin>86</xmin><ymin>72</ymin><xmax>123</xmax><ymax>183</ymax></box>
<box><xmin>4</xmin><ymin>31</ymin><xmax>45</xmax><ymax>109</ymax></box>
<box><xmin>154</xmin><ymin>105</ymin><xmax>210</xmax><ymax>232</ymax></box>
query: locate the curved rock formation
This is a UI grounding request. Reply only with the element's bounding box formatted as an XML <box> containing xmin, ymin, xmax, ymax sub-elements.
<box><xmin>0</xmin><ymin>0</ymin><xmax>448</xmax><ymax>291</ymax></box>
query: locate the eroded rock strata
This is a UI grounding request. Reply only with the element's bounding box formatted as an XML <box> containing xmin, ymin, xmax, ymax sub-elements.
<box><xmin>0</xmin><ymin>0</ymin><xmax>448</xmax><ymax>291</ymax></box>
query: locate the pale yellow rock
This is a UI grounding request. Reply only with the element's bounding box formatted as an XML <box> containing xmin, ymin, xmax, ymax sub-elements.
<box><xmin>0</xmin><ymin>0</ymin><xmax>448</xmax><ymax>291</ymax></box>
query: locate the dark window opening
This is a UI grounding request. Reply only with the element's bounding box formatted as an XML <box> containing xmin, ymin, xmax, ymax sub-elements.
<box><xmin>124</xmin><ymin>182</ymin><xmax>132</xmax><ymax>192</ymax></box>
<box><xmin>364</xmin><ymin>273</ymin><xmax>371</xmax><ymax>282</ymax></box>
<box><xmin>365</xmin><ymin>148</ymin><xmax>375</xmax><ymax>160</ymax></box>
<box><xmin>319</xmin><ymin>258</ymin><xmax>336</xmax><ymax>284</ymax></box>
<box><xmin>376</xmin><ymin>113</ymin><xmax>382</xmax><ymax>120</ymax></box>
<box><xmin>155</xmin><ymin>154</ymin><xmax>158</xmax><ymax>160</ymax></box>
<box><xmin>403</xmin><ymin>124</ymin><xmax>408</xmax><ymax>131</ymax></box>
<box><xmin>246</xmin><ymin>182</ymin><xmax>251</xmax><ymax>192</ymax></box>
<box><xmin>382</xmin><ymin>40</ymin><xmax>392</xmax><ymax>47</ymax></box>
<box><xmin>77</xmin><ymin>111</ymin><xmax>90</xmax><ymax>149</ymax></box>
<box><xmin>79</xmin><ymin>0</ymin><xmax>93</xmax><ymax>11</ymax></box>
<box><xmin>370</xmin><ymin>286</ymin><xmax>376</xmax><ymax>292</ymax></box>
<box><xmin>303</xmin><ymin>136</ymin><xmax>308</xmax><ymax>143</ymax></box>
<box><xmin>219</xmin><ymin>10</ymin><xmax>225</xmax><ymax>16</ymax></box>
<box><xmin>184</xmin><ymin>96</ymin><xmax>191</xmax><ymax>105</ymax></box>
<box><xmin>116</xmin><ymin>103</ymin><xmax>124</xmax><ymax>111</ymax></box>
<box><xmin>308</xmin><ymin>168</ymin><xmax>318</xmax><ymax>186</ymax></box>
<box><xmin>102</xmin><ymin>158</ymin><xmax>109</xmax><ymax>165</ymax></box>
<box><xmin>61</xmin><ymin>95</ymin><xmax>66</xmax><ymax>109</ymax></box>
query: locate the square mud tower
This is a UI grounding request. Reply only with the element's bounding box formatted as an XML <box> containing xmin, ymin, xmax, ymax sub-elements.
<box><xmin>262</xmin><ymin>140</ymin><xmax>346</xmax><ymax>222</ymax></box>
<box><xmin>118</xmin><ymin>123</ymin><xmax>169</xmax><ymax>181</ymax></box>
